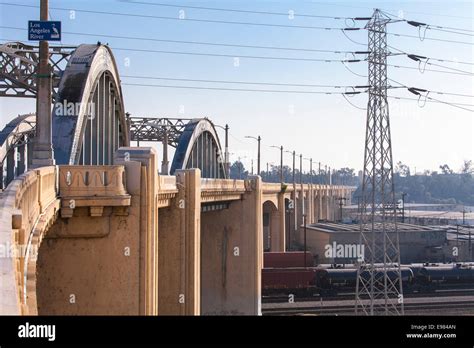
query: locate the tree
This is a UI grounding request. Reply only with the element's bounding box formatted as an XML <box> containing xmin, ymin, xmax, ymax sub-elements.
<box><xmin>395</xmin><ymin>161</ymin><xmax>410</xmax><ymax>177</ymax></box>
<box><xmin>229</xmin><ymin>161</ymin><xmax>248</xmax><ymax>179</ymax></box>
<box><xmin>461</xmin><ymin>160</ymin><xmax>473</xmax><ymax>175</ymax></box>
<box><xmin>439</xmin><ymin>164</ymin><xmax>453</xmax><ymax>175</ymax></box>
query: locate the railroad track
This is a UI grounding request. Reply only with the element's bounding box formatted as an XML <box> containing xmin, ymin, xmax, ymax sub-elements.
<box><xmin>262</xmin><ymin>298</ymin><xmax>474</xmax><ymax>316</ymax></box>
<box><xmin>262</xmin><ymin>288</ymin><xmax>474</xmax><ymax>303</ymax></box>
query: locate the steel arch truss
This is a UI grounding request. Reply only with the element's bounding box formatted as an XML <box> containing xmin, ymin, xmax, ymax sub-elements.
<box><xmin>170</xmin><ymin>118</ymin><xmax>227</xmax><ymax>179</ymax></box>
<box><xmin>0</xmin><ymin>114</ymin><xmax>36</xmax><ymax>189</ymax></box>
<box><xmin>0</xmin><ymin>41</ymin><xmax>74</xmax><ymax>100</ymax></box>
<box><xmin>52</xmin><ymin>44</ymin><xmax>129</xmax><ymax>165</ymax></box>
<box><xmin>128</xmin><ymin>117</ymin><xmax>192</xmax><ymax>147</ymax></box>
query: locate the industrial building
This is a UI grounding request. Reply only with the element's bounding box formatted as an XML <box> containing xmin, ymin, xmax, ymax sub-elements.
<box><xmin>302</xmin><ymin>222</ymin><xmax>448</xmax><ymax>264</ymax></box>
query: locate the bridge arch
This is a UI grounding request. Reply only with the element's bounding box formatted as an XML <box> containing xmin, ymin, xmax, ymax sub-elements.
<box><xmin>263</xmin><ymin>199</ymin><xmax>285</xmax><ymax>252</ymax></box>
<box><xmin>52</xmin><ymin>44</ymin><xmax>129</xmax><ymax>165</ymax></box>
<box><xmin>170</xmin><ymin>118</ymin><xmax>226</xmax><ymax>179</ymax></box>
<box><xmin>0</xmin><ymin>114</ymin><xmax>35</xmax><ymax>189</ymax></box>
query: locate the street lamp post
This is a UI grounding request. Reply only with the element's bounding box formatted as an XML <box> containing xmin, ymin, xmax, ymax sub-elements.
<box><xmin>215</xmin><ymin>124</ymin><xmax>230</xmax><ymax>178</ymax></box>
<box><xmin>285</xmin><ymin>150</ymin><xmax>296</xmax><ymax>250</ymax></box>
<box><xmin>271</xmin><ymin>145</ymin><xmax>284</xmax><ymax>184</ymax></box>
<box><xmin>245</xmin><ymin>135</ymin><xmax>261</xmax><ymax>176</ymax></box>
<box><xmin>304</xmin><ymin>157</ymin><xmax>313</xmax><ymax>185</ymax></box>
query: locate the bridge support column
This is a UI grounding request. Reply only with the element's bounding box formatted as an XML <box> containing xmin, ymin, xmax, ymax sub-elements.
<box><xmin>275</xmin><ymin>193</ymin><xmax>286</xmax><ymax>252</ymax></box>
<box><xmin>201</xmin><ymin>176</ymin><xmax>262</xmax><ymax>315</ymax></box>
<box><xmin>296</xmin><ymin>189</ymin><xmax>304</xmax><ymax>244</ymax></box>
<box><xmin>158</xmin><ymin>169</ymin><xmax>201</xmax><ymax>315</ymax></box>
<box><xmin>115</xmin><ymin>147</ymin><xmax>159</xmax><ymax>315</ymax></box>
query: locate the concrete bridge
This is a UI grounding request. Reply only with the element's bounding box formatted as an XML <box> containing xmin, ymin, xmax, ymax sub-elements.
<box><xmin>0</xmin><ymin>42</ymin><xmax>354</xmax><ymax>316</ymax></box>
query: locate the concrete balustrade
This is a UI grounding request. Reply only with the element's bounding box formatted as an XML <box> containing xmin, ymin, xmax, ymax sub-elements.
<box><xmin>58</xmin><ymin>165</ymin><xmax>131</xmax><ymax>218</ymax></box>
<box><xmin>0</xmin><ymin>166</ymin><xmax>59</xmax><ymax>315</ymax></box>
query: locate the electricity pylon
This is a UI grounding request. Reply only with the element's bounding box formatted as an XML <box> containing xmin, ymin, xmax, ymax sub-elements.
<box><xmin>355</xmin><ymin>9</ymin><xmax>404</xmax><ymax>316</ymax></box>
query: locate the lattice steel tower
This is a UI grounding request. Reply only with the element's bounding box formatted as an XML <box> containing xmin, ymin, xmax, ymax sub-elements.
<box><xmin>355</xmin><ymin>9</ymin><xmax>404</xmax><ymax>316</ymax></box>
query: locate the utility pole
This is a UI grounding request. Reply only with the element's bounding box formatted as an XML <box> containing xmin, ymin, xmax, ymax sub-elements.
<box><xmin>225</xmin><ymin>124</ymin><xmax>229</xmax><ymax>178</ymax></box>
<box><xmin>285</xmin><ymin>150</ymin><xmax>297</xmax><ymax>246</ymax></box>
<box><xmin>299</xmin><ymin>154</ymin><xmax>303</xmax><ymax>184</ymax></box>
<box><xmin>245</xmin><ymin>135</ymin><xmax>261</xmax><ymax>175</ymax></box>
<box><xmin>280</xmin><ymin>146</ymin><xmax>283</xmax><ymax>184</ymax></box>
<box><xmin>355</xmin><ymin>9</ymin><xmax>404</xmax><ymax>316</ymax></box>
<box><xmin>32</xmin><ymin>0</ymin><xmax>55</xmax><ymax>168</ymax></box>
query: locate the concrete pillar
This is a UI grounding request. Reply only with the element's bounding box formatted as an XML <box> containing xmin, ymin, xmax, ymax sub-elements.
<box><xmin>115</xmin><ymin>147</ymin><xmax>158</xmax><ymax>315</ymax></box>
<box><xmin>158</xmin><ymin>169</ymin><xmax>201</xmax><ymax>315</ymax></box>
<box><xmin>201</xmin><ymin>176</ymin><xmax>262</xmax><ymax>315</ymax></box>
<box><xmin>276</xmin><ymin>193</ymin><xmax>286</xmax><ymax>251</ymax></box>
<box><xmin>296</xmin><ymin>189</ymin><xmax>304</xmax><ymax>243</ymax></box>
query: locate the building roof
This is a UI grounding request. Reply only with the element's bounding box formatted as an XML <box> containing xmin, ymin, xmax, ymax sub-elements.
<box><xmin>308</xmin><ymin>222</ymin><xmax>446</xmax><ymax>234</ymax></box>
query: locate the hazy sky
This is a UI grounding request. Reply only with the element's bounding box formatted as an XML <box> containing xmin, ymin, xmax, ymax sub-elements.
<box><xmin>0</xmin><ymin>0</ymin><xmax>473</xmax><ymax>173</ymax></box>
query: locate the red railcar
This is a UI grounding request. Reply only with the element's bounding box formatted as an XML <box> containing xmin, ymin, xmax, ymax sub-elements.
<box><xmin>262</xmin><ymin>267</ymin><xmax>323</xmax><ymax>296</ymax></box>
<box><xmin>264</xmin><ymin>251</ymin><xmax>314</xmax><ymax>268</ymax></box>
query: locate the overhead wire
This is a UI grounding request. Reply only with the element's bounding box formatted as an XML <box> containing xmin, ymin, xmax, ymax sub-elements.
<box><xmin>121</xmin><ymin>82</ymin><xmax>368</xmax><ymax>95</ymax></box>
<box><xmin>0</xmin><ymin>2</ymin><xmax>363</xmax><ymax>31</ymax></box>
<box><xmin>121</xmin><ymin>75</ymin><xmax>367</xmax><ymax>89</ymax></box>
<box><xmin>118</xmin><ymin>0</ymin><xmax>359</xmax><ymax>20</ymax></box>
<box><xmin>0</xmin><ymin>26</ymin><xmax>368</xmax><ymax>56</ymax></box>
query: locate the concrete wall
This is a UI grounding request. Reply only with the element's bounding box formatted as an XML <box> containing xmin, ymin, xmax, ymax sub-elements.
<box><xmin>200</xmin><ymin>177</ymin><xmax>262</xmax><ymax>315</ymax></box>
<box><xmin>158</xmin><ymin>170</ymin><xmax>200</xmax><ymax>315</ymax></box>
<box><xmin>37</xmin><ymin>206</ymin><xmax>140</xmax><ymax>314</ymax></box>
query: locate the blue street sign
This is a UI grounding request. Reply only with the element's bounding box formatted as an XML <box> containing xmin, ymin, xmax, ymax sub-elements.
<box><xmin>28</xmin><ymin>21</ymin><xmax>61</xmax><ymax>41</ymax></box>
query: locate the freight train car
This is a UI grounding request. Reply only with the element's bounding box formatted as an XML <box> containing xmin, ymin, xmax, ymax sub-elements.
<box><xmin>261</xmin><ymin>267</ymin><xmax>323</xmax><ymax>296</ymax></box>
<box><xmin>417</xmin><ymin>264</ymin><xmax>474</xmax><ymax>289</ymax></box>
<box><xmin>264</xmin><ymin>251</ymin><xmax>314</xmax><ymax>268</ymax></box>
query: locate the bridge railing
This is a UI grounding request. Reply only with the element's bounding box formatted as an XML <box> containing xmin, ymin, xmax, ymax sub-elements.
<box><xmin>0</xmin><ymin>166</ymin><xmax>57</xmax><ymax>314</ymax></box>
<box><xmin>58</xmin><ymin>165</ymin><xmax>131</xmax><ymax>218</ymax></box>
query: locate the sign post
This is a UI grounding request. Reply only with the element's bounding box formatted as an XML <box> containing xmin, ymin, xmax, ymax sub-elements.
<box><xmin>30</xmin><ymin>0</ymin><xmax>58</xmax><ymax>168</ymax></box>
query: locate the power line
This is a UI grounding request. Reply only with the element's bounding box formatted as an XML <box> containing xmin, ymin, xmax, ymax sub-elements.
<box><xmin>389</xmin><ymin>45</ymin><xmax>474</xmax><ymax>66</ymax></box>
<box><xmin>312</xmin><ymin>2</ymin><xmax>473</xmax><ymax>20</ymax></box>
<box><xmin>4</xmin><ymin>2</ymin><xmax>470</xmax><ymax>46</ymax></box>
<box><xmin>389</xmin><ymin>95</ymin><xmax>474</xmax><ymax>112</ymax></box>
<box><xmin>121</xmin><ymin>82</ymin><xmax>367</xmax><ymax>95</ymax></box>
<box><xmin>121</xmin><ymin>75</ymin><xmax>368</xmax><ymax>89</ymax></box>
<box><xmin>0</xmin><ymin>2</ymin><xmax>362</xmax><ymax>31</ymax></box>
<box><xmin>0</xmin><ymin>26</ymin><xmax>368</xmax><ymax>56</ymax></box>
<box><xmin>380</xmin><ymin>10</ymin><xmax>474</xmax><ymax>34</ymax></box>
<box><xmin>119</xmin><ymin>0</ymin><xmax>361</xmax><ymax>20</ymax></box>
<box><xmin>387</xmin><ymin>31</ymin><xmax>474</xmax><ymax>46</ymax></box>
<box><xmin>113</xmin><ymin>47</ymin><xmax>364</xmax><ymax>63</ymax></box>
<box><xmin>386</xmin><ymin>63</ymin><xmax>473</xmax><ymax>76</ymax></box>
<box><xmin>388</xmin><ymin>78</ymin><xmax>474</xmax><ymax>99</ymax></box>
